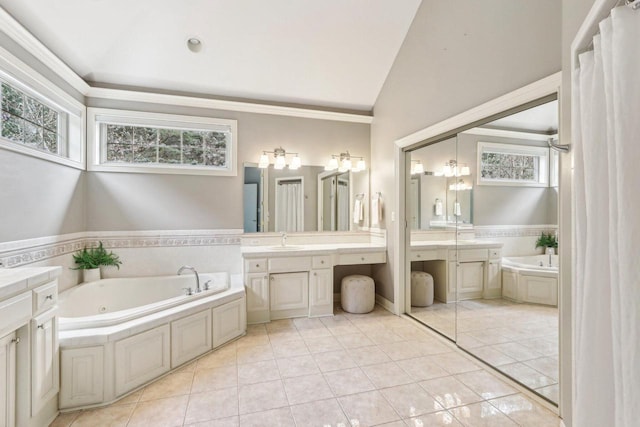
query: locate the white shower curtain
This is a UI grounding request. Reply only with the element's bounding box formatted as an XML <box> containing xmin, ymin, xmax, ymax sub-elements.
<box><xmin>573</xmin><ymin>6</ymin><xmax>640</xmax><ymax>427</ymax></box>
<box><xmin>337</xmin><ymin>180</ymin><xmax>349</xmax><ymax>231</ymax></box>
<box><xmin>275</xmin><ymin>181</ymin><xmax>303</xmax><ymax>232</ymax></box>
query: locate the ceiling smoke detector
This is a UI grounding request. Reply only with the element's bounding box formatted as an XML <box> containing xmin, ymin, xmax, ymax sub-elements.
<box><xmin>187</xmin><ymin>37</ymin><xmax>202</xmax><ymax>53</ymax></box>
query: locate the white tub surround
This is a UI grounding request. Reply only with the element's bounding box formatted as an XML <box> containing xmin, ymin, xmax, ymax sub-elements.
<box><xmin>501</xmin><ymin>255</ymin><xmax>558</xmax><ymax>306</ymax></box>
<box><xmin>241</xmin><ymin>239</ymin><xmax>387</xmax><ymax>323</ymax></box>
<box><xmin>0</xmin><ymin>266</ymin><xmax>62</xmax><ymax>427</ymax></box>
<box><xmin>409</xmin><ymin>240</ymin><xmax>503</xmax><ymax>303</ymax></box>
<box><xmin>58</xmin><ymin>274</ymin><xmax>246</xmax><ymax>410</ymax></box>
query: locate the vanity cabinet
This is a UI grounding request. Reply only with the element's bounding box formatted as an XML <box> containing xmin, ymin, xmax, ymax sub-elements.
<box><xmin>0</xmin><ymin>331</ymin><xmax>16</xmax><ymax>427</ymax></box>
<box><xmin>309</xmin><ymin>268</ymin><xmax>333</xmax><ymax>317</ymax></box>
<box><xmin>245</xmin><ymin>273</ymin><xmax>269</xmax><ymax>324</ymax></box>
<box><xmin>456</xmin><ymin>262</ymin><xmax>484</xmax><ymax>300</ymax></box>
<box><xmin>485</xmin><ymin>260</ymin><xmax>502</xmax><ymax>298</ymax></box>
<box><xmin>30</xmin><ymin>308</ymin><xmax>59</xmax><ymax>415</ymax></box>
<box><xmin>270</xmin><ymin>272</ymin><xmax>309</xmax><ymax>320</ymax></box>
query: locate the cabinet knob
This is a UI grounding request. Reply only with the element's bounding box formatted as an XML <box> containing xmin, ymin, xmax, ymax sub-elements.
<box><xmin>313</xmin><ymin>272</ymin><xmax>317</xmax><ymax>276</ymax></box>
<box><xmin>45</xmin><ymin>294</ymin><xmax>54</xmax><ymax>300</ymax></box>
<box><xmin>320</xmin><ymin>260</ymin><xmax>324</xmax><ymax>264</ymax></box>
<box><xmin>11</xmin><ymin>337</ymin><xmax>20</xmax><ymax>344</ymax></box>
<box><xmin>270</xmin><ymin>276</ymin><xmax>274</xmax><ymax>281</ymax></box>
<box><xmin>361</xmin><ymin>257</ymin><xmax>365</xmax><ymax>261</ymax></box>
<box><xmin>417</xmin><ymin>254</ymin><xmax>421</xmax><ymax>258</ymax></box>
<box><xmin>256</xmin><ymin>264</ymin><xmax>260</xmax><ymax>268</ymax></box>
<box><xmin>37</xmin><ymin>324</ymin><xmax>44</xmax><ymax>330</ymax></box>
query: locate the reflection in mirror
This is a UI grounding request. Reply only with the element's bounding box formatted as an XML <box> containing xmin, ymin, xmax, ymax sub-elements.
<box><xmin>243</xmin><ymin>164</ymin><xmax>369</xmax><ymax>233</ymax></box>
<box><xmin>407</xmin><ymin>136</ymin><xmax>458</xmax><ymax>340</ymax></box>
<box><xmin>454</xmin><ymin>99</ymin><xmax>560</xmax><ymax>405</ymax></box>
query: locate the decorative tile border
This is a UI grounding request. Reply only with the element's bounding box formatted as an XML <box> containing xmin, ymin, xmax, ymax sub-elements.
<box><xmin>0</xmin><ymin>230</ymin><xmax>244</xmax><ymax>268</ymax></box>
<box><xmin>474</xmin><ymin>225</ymin><xmax>558</xmax><ymax>239</ymax></box>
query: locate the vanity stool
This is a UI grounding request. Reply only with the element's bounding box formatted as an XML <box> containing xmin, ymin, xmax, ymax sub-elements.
<box><xmin>411</xmin><ymin>271</ymin><xmax>434</xmax><ymax>307</ymax></box>
<box><xmin>341</xmin><ymin>275</ymin><xmax>375</xmax><ymax>313</ymax></box>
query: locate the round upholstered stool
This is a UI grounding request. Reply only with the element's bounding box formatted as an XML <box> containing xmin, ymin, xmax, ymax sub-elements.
<box><xmin>341</xmin><ymin>275</ymin><xmax>375</xmax><ymax>314</ymax></box>
<box><xmin>411</xmin><ymin>271</ymin><xmax>434</xmax><ymax>307</ymax></box>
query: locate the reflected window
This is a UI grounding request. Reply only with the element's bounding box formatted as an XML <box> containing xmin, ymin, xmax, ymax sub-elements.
<box><xmin>477</xmin><ymin>142</ymin><xmax>549</xmax><ymax>187</ymax></box>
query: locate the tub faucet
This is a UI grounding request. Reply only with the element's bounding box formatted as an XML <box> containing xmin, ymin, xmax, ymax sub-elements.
<box><xmin>281</xmin><ymin>232</ymin><xmax>287</xmax><ymax>247</ymax></box>
<box><xmin>178</xmin><ymin>265</ymin><xmax>200</xmax><ymax>293</ymax></box>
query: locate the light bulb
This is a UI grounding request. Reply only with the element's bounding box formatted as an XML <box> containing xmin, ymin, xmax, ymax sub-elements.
<box><xmin>443</xmin><ymin>163</ymin><xmax>453</xmax><ymax>177</ymax></box>
<box><xmin>258</xmin><ymin>153</ymin><xmax>269</xmax><ymax>169</ymax></box>
<box><xmin>341</xmin><ymin>158</ymin><xmax>352</xmax><ymax>172</ymax></box>
<box><xmin>413</xmin><ymin>162</ymin><xmax>424</xmax><ymax>175</ymax></box>
<box><xmin>460</xmin><ymin>166</ymin><xmax>470</xmax><ymax>176</ymax></box>
<box><xmin>325</xmin><ymin>157</ymin><xmax>338</xmax><ymax>171</ymax></box>
<box><xmin>274</xmin><ymin>154</ymin><xmax>286</xmax><ymax>170</ymax></box>
<box><xmin>289</xmin><ymin>155</ymin><xmax>301</xmax><ymax>170</ymax></box>
<box><xmin>356</xmin><ymin>159</ymin><xmax>366</xmax><ymax>171</ymax></box>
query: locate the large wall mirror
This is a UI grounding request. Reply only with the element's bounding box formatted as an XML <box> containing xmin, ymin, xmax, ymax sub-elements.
<box><xmin>405</xmin><ymin>98</ymin><xmax>560</xmax><ymax>406</ymax></box>
<box><xmin>243</xmin><ymin>164</ymin><xmax>369</xmax><ymax>233</ymax></box>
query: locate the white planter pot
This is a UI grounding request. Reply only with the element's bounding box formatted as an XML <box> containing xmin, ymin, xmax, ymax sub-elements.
<box><xmin>83</xmin><ymin>268</ymin><xmax>101</xmax><ymax>283</ymax></box>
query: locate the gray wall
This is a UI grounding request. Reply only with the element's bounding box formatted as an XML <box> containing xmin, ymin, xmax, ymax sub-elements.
<box><xmin>370</xmin><ymin>0</ymin><xmax>561</xmax><ymax>301</ymax></box>
<box><xmin>85</xmin><ymin>99</ymin><xmax>370</xmax><ymax>232</ymax></box>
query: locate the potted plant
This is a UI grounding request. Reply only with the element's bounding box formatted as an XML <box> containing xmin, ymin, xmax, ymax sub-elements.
<box><xmin>535</xmin><ymin>232</ymin><xmax>558</xmax><ymax>255</ymax></box>
<box><xmin>72</xmin><ymin>241</ymin><xmax>122</xmax><ymax>282</ymax></box>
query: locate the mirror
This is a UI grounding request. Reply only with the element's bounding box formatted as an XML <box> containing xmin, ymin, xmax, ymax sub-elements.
<box><xmin>243</xmin><ymin>164</ymin><xmax>369</xmax><ymax>233</ymax></box>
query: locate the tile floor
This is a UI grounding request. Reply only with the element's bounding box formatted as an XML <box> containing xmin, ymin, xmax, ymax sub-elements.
<box><xmin>411</xmin><ymin>298</ymin><xmax>559</xmax><ymax>404</ymax></box>
<box><xmin>50</xmin><ymin>305</ymin><xmax>560</xmax><ymax>427</ymax></box>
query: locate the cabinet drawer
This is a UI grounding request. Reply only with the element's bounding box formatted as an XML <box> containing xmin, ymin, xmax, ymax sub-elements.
<box><xmin>337</xmin><ymin>251</ymin><xmax>386</xmax><ymax>265</ymax></box>
<box><xmin>33</xmin><ymin>280</ymin><xmax>58</xmax><ymax>315</ymax></box>
<box><xmin>245</xmin><ymin>258</ymin><xmax>267</xmax><ymax>273</ymax></box>
<box><xmin>268</xmin><ymin>256</ymin><xmax>311</xmax><ymax>273</ymax></box>
<box><xmin>458</xmin><ymin>249</ymin><xmax>488</xmax><ymax>262</ymax></box>
<box><xmin>410</xmin><ymin>250</ymin><xmax>439</xmax><ymax>261</ymax></box>
<box><xmin>489</xmin><ymin>249</ymin><xmax>501</xmax><ymax>259</ymax></box>
<box><xmin>0</xmin><ymin>292</ymin><xmax>32</xmax><ymax>336</ymax></box>
<box><xmin>312</xmin><ymin>255</ymin><xmax>331</xmax><ymax>269</ymax></box>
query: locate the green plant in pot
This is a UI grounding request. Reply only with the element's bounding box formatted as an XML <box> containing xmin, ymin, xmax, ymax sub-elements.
<box><xmin>535</xmin><ymin>232</ymin><xmax>558</xmax><ymax>254</ymax></box>
<box><xmin>72</xmin><ymin>241</ymin><xmax>122</xmax><ymax>282</ymax></box>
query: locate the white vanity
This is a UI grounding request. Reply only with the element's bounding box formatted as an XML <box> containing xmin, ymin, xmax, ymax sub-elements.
<box><xmin>241</xmin><ymin>242</ymin><xmax>386</xmax><ymax>323</ymax></box>
<box><xmin>0</xmin><ymin>267</ymin><xmax>61</xmax><ymax>427</ymax></box>
<box><xmin>410</xmin><ymin>240</ymin><xmax>503</xmax><ymax>303</ymax></box>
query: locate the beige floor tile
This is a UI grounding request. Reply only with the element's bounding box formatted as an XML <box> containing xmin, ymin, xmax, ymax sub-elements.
<box><xmin>290</xmin><ymin>398</ymin><xmax>349</xmax><ymax>427</ymax></box>
<box><xmin>282</xmin><ymin>373</ymin><xmax>333</xmax><ymax>405</ymax></box>
<box><xmin>361</xmin><ymin>361</ymin><xmax>413</xmax><ymax>388</ymax></box>
<box><xmin>175</xmin><ymin>361</ymin><xmax>197</xmax><ymax>374</ymax></box>
<box><xmin>192</xmin><ymin>365</ymin><xmax>238</xmax><ymax>393</ymax></box>
<box><xmin>408</xmin><ymin>411</ymin><xmax>463</xmax><ymax>426</ymax></box>
<box><xmin>128</xmin><ymin>395</ymin><xmax>189</xmax><ymax>427</ymax></box>
<box><xmin>535</xmin><ymin>384</ymin><xmax>560</xmax><ymax>403</ymax></box>
<box><xmin>197</xmin><ymin>345</ymin><xmax>237</xmax><ymax>370</ymax></box>
<box><xmin>184</xmin><ymin>417</ymin><xmax>239</xmax><ymax>427</ymax></box>
<box><xmin>419</xmin><ymin>377</ymin><xmax>483</xmax><ymax>409</ymax></box>
<box><xmin>380</xmin><ymin>383</ymin><xmax>444</xmax><ymax>418</ymax></box>
<box><xmin>524</xmin><ymin>357</ymin><xmax>559</xmax><ymax>381</ymax></box>
<box><xmin>377</xmin><ymin>341</ymin><xmax>425</xmax><ymax>361</ymax></box>
<box><xmin>466</xmin><ymin>347</ymin><xmax>516</xmax><ymax>367</ymax></box>
<box><xmin>238</xmin><ymin>359</ymin><xmax>280</xmax><ymax>385</ymax></box>
<box><xmin>139</xmin><ymin>372</ymin><xmax>193</xmax><ymax>401</ymax></box>
<box><xmin>113</xmin><ymin>389</ymin><xmax>142</xmax><ymax>405</ymax></box>
<box><xmin>338</xmin><ymin>390</ymin><xmax>401</xmax><ymax>426</ymax></box>
<box><xmin>238</xmin><ymin>379</ymin><xmax>288</xmax><ymax>415</ymax></box>
<box><xmin>450</xmin><ymin>402</ymin><xmax>518</xmax><ymax>426</ymax></box>
<box><xmin>236</xmin><ymin>344</ymin><xmax>274</xmax><ymax>364</ymax></box>
<box><xmin>271</xmin><ymin>339</ymin><xmax>310</xmax><ymax>358</ymax></box>
<box><xmin>491</xmin><ymin>342</ymin><xmax>543</xmax><ymax>362</ymax></box>
<box><xmin>267</xmin><ymin>331</ymin><xmax>303</xmax><ymax>345</ymax></box>
<box><xmin>49</xmin><ymin>411</ymin><xmax>79</xmax><ymax>427</ymax></box>
<box><xmin>238</xmin><ymin>407</ymin><xmax>295</xmax><ymax>427</ymax></box>
<box><xmin>376</xmin><ymin>421</ymin><xmax>408</xmax><ymax>427</ymax></box>
<box><xmin>396</xmin><ymin>356</ymin><xmax>449</xmax><ymax>382</ymax></box>
<box><xmin>298</xmin><ymin>327</ymin><xmax>333</xmax><ymax>339</ymax></box>
<box><xmin>246</xmin><ymin>324</ymin><xmax>267</xmax><ymax>336</ymax></box>
<box><xmin>293</xmin><ymin>317</ymin><xmax>325</xmax><ymax>330</ymax></box>
<box><xmin>303</xmin><ymin>335</ymin><xmax>343</xmax><ymax>353</ymax></box>
<box><xmin>184</xmin><ymin>388</ymin><xmax>239</xmax><ymax>424</ymax></box>
<box><xmin>334</xmin><ymin>332</ymin><xmax>375</xmax><ymax>349</ymax></box>
<box><xmin>499</xmin><ymin>363</ymin><xmax>557</xmax><ymax>389</ymax></box>
<box><xmin>313</xmin><ymin>349</ymin><xmax>357</xmax><ymax>372</ymax></box>
<box><xmin>455</xmin><ymin>370</ymin><xmax>518</xmax><ymax>400</ymax></box>
<box><xmin>235</xmin><ymin>334</ymin><xmax>270</xmax><ymax>349</ymax></box>
<box><xmin>276</xmin><ymin>354</ymin><xmax>320</xmax><ymax>378</ymax></box>
<box><xmin>323</xmin><ymin>367</ymin><xmax>376</xmax><ymax>397</ymax></box>
<box><xmin>429</xmin><ymin>352</ymin><xmax>480</xmax><ymax>375</ymax></box>
<box><xmin>69</xmin><ymin>404</ymin><xmax>135</xmax><ymax>427</ymax></box>
<box><xmin>328</xmin><ymin>323</ymin><xmax>361</xmax><ymax>336</ymax></box>
<box><xmin>489</xmin><ymin>394</ymin><xmax>560</xmax><ymax>426</ymax></box>
<box><xmin>348</xmin><ymin>345</ymin><xmax>393</xmax><ymax>367</ymax></box>
<box><xmin>366</xmin><ymin>329</ymin><xmax>404</xmax><ymax>345</ymax></box>
<box><xmin>265</xmin><ymin>319</ymin><xmax>296</xmax><ymax>332</ymax></box>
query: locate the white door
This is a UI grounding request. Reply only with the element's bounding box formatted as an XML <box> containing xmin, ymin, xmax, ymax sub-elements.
<box><xmin>0</xmin><ymin>331</ymin><xmax>16</xmax><ymax>427</ymax></box>
<box><xmin>243</xmin><ymin>183</ymin><xmax>258</xmax><ymax>232</ymax></box>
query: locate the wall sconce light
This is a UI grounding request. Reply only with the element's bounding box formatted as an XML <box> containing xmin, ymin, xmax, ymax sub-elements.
<box><xmin>434</xmin><ymin>160</ymin><xmax>470</xmax><ymax>177</ymax></box>
<box><xmin>258</xmin><ymin>147</ymin><xmax>301</xmax><ymax>170</ymax></box>
<box><xmin>325</xmin><ymin>151</ymin><xmax>366</xmax><ymax>172</ymax></box>
<box><xmin>448</xmin><ymin>179</ymin><xmax>473</xmax><ymax>191</ymax></box>
<box><xmin>410</xmin><ymin>160</ymin><xmax>425</xmax><ymax>175</ymax></box>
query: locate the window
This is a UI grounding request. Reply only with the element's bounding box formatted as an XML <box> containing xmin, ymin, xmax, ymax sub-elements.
<box><xmin>477</xmin><ymin>142</ymin><xmax>549</xmax><ymax>187</ymax></box>
<box><xmin>88</xmin><ymin>108</ymin><xmax>237</xmax><ymax>176</ymax></box>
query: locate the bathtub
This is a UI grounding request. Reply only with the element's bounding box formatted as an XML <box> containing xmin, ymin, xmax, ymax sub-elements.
<box><xmin>58</xmin><ymin>272</ymin><xmax>246</xmax><ymax>410</ymax></box>
<box><xmin>501</xmin><ymin>255</ymin><xmax>558</xmax><ymax>306</ymax></box>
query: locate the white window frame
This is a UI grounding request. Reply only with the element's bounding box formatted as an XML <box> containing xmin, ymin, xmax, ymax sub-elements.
<box><xmin>87</xmin><ymin>108</ymin><xmax>238</xmax><ymax>176</ymax></box>
<box><xmin>477</xmin><ymin>141</ymin><xmax>550</xmax><ymax>187</ymax></box>
<box><xmin>0</xmin><ymin>46</ymin><xmax>85</xmax><ymax>169</ymax></box>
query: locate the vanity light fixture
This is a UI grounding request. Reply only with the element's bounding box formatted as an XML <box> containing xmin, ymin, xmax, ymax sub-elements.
<box><xmin>436</xmin><ymin>160</ymin><xmax>470</xmax><ymax>177</ymax></box>
<box><xmin>449</xmin><ymin>179</ymin><xmax>473</xmax><ymax>191</ymax></box>
<box><xmin>410</xmin><ymin>160</ymin><xmax>425</xmax><ymax>175</ymax></box>
<box><xmin>258</xmin><ymin>147</ymin><xmax>301</xmax><ymax>170</ymax></box>
<box><xmin>325</xmin><ymin>151</ymin><xmax>366</xmax><ymax>172</ymax></box>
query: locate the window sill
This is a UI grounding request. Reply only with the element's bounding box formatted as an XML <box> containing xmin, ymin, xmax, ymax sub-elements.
<box><xmin>87</xmin><ymin>162</ymin><xmax>236</xmax><ymax>176</ymax></box>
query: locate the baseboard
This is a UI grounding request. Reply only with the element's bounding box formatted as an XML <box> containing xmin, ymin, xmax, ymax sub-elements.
<box><xmin>375</xmin><ymin>293</ymin><xmax>395</xmax><ymax>313</ymax></box>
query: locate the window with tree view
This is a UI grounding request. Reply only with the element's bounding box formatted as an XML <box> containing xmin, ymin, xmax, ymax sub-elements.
<box><xmin>103</xmin><ymin>124</ymin><xmax>229</xmax><ymax>167</ymax></box>
<box><xmin>477</xmin><ymin>141</ymin><xmax>549</xmax><ymax>187</ymax></box>
<box><xmin>1</xmin><ymin>81</ymin><xmax>60</xmax><ymax>154</ymax></box>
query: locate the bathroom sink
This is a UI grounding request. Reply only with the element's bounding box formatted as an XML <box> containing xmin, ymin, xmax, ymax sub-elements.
<box><xmin>267</xmin><ymin>245</ymin><xmax>305</xmax><ymax>251</ymax></box>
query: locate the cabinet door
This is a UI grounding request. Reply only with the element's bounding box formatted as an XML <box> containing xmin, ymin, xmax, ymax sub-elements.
<box><xmin>457</xmin><ymin>262</ymin><xmax>484</xmax><ymax>300</ymax></box>
<box><xmin>502</xmin><ymin>271</ymin><xmax>518</xmax><ymax>301</ymax></box>
<box><xmin>171</xmin><ymin>310</ymin><xmax>212</xmax><ymax>369</ymax></box>
<box><xmin>31</xmin><ymin>309</ymin><xmax>59</xmax><ymax>415</ymax></box>
<box><xmin>309</xmin><ymin>269</ymin><xmax>333</xmax><ymax>317</ymax></box>
<box><xmin>270</xmin><ymin>272</ymin><xmax>309</xmax><ymax>319</ymax></box>
<box><xmin>115</xmin><ymin>325</ymin><xmax>170</xmax><ymax>396</ymax></box>
<box><xmin>212</xmin><ymin>297</ymin><xmax>247</xmax><ymax>348</ymax></box>
<box><xmin>60</xmin><ymin>346</ymin><xmax>104</xmax><ymax>409</ymax></box>
<box><xmin>0</xmin><ymin>332</ymin><xmax>16</xmax><ymax>427</ymax></box>
<box><xmin>484</xmin><ymin>261</ymin><xmax>502</xmax><ymax>298</ymax></box>
<box><xmin>245</xmin><ymin>273</ymin><xmax>269</xmax><ymax>324</ymax></box>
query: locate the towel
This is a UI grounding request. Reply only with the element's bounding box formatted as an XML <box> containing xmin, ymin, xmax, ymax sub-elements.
<box><xmin>454</xmin><ymin>201</ymin><xmax>461</xmax><ymax>217</ymax></box>
<box><xmin>435</xmin><ymin>199</ymin><xmax>443</xmax><ymax>216</ymax></box>
<box><xmin>353</xmin><ymin>199</ymin><xmax>363</xmax><ymax>223</ymax></box>
<box><xmin>371</xmin><ymin>196</ymin><xmax>382</xmax><ymax>226</ymax></box>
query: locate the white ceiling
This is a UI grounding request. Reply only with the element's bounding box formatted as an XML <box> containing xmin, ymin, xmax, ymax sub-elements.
<box><xmin>483</xmin><ymin>100</ymin><xmax>558</xmax><ymax>133</ymax></box>
<box><xmin>0</xmin><ymin>0</ymin><xmax>422</xmax><ymax>111</ymax></box>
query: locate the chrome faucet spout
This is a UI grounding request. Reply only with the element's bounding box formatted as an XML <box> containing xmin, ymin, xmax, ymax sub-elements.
<box><xmin>177</xmin><ymin>265</ymin><xmax>200</xmax><ymax>293</ymax></box>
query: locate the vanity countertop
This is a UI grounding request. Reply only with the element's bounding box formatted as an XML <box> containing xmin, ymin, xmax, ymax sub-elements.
<box><xmin>0</xmin><ymin>266</ymin><xmax>62</xmax><ymax>300</ymax></box>
<box><xmin>240</xmin><ymin>242</ymin><xmax>386</xmax><ymax>257</ymax></box>
<box><xmin>411</xmin><ymin>240</ymin><xmax>503</xmax><ymax>250</ymax></box>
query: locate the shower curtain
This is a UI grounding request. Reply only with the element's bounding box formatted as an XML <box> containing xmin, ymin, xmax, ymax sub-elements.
<box><xmin>275</xmin><ymin>180</ymin><xmax>303</xmax><ymax>232</ymax></box>
<box><xmin>337</xmin><ymin>180</ymin><xmax>349</xmax><ymax>231</ymax></box>
<box><xmin>573</xmin><ymin>6</ymin><xmax>639</xmax><ymax>427</ymax></box>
